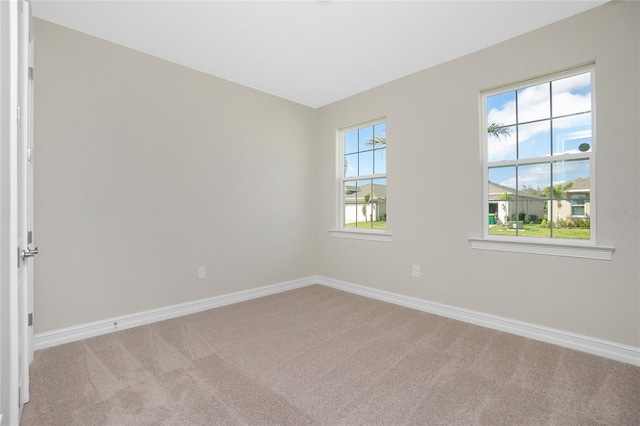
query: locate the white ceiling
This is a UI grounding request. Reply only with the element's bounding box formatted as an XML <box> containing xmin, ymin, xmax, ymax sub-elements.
<box><xmin>30</xmin><ymin>0</ymin><xmax>609</xmax><ymax>108</ymax></box>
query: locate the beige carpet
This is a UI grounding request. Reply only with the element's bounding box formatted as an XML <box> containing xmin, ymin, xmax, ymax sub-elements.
<box><xmin>21</xmin><ymin>285</ymin><xmax>640</xmax><ymax>425</ymax></box>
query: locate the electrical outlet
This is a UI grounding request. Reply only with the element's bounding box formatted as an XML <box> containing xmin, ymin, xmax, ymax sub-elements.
<box><xmin>412</xmin><ymin>265</ymin><xmax>420</xmax><ymax>278</ymax></box>
<box><xmin>198</xmin><ymin>266</ymin><xmax>206</xmax><ymax>279</ymax></box>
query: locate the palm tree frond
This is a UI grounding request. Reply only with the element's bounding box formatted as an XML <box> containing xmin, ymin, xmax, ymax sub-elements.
<box><xmin>488</xmin><ymin>123</ymin><xmax>512</xmax><ymax>140</ymax></box>
<box><xmin>365</xmin><ymin>136</ymin><xmax>386</xmax><ymax>146</ymax></box>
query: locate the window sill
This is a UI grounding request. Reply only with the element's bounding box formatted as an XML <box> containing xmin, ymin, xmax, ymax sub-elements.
<box><xmin>330</xmin><ymin>229</ymin><xmax>393</xmax><ymax>242</ymax></box>
<box><xmin>469</xmin><ymin>237</ymin><xmax>614</xmax><ymax>260</ymax></box>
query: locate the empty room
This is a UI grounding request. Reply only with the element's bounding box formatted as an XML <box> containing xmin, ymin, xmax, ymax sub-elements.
<box><xmin>1</xmin><ymin>0</ymin><xmax>639</xmax><ymax>425</ymax></box>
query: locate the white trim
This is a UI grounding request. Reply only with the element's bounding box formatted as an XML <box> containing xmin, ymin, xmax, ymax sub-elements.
<box><xmin>317</xmin><ymin>276</ymin><xmax>639</xmax><ymax>366</ymax></box>
<box><xmin>469</xmin><ymin>237</ymin><xmax>614</xmax><ymax>260</ymax></box>
<box><xmin>34</xmin><ymin>275</ymin><xmax>639</xmax><ymax>367</ymax></box>
<box><xmin>481</xmin><ymin>63</ymin><xmax>597</xmax><ymax>98</ymax></box>
<box><xmin>329</xmin><ymin>229</ymin><xmax>392</xmax><ymax>242</ymax></box>
<box><xmin>33</xmin><ymin>276</ymin><xmax>317</xmax><ymax>351</ymax></box>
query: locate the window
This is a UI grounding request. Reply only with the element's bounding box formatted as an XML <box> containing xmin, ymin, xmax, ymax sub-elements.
<box><xmin>483</xmin><ymin>67</ymin><xmax>595</xmax><ymax>242</ymax></box>
<box><xmin>335</xmin><ymin>119</ymin><xmax>387</xmax><ymax>238</ymax></box>
<box><xmin>571</xmin><ymin>194</ymin><xmax>587</xmax><ymax>217</ymax></box>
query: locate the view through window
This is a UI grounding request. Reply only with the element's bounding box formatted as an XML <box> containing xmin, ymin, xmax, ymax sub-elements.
<box><xmin>341</xmin><ymin>120</ymin><xmax>387</xmax><ymax>230</ymax></box>
<box><xmin>484</xmin><ymin>67</ymin><xmax>594</xmax><ymax>240</ymax></box>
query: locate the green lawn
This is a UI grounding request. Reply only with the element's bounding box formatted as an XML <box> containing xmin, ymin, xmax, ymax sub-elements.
<box><xmin>346</xmin><ymin>221</ymin><xmax>589</xmax><ymax>238</ymax></box>
<box><xmin>489</xmin><ymin>224</ymin><xmax>590</xmax><ymax>239</ymax></box>
<box><xmin>345</xmin><ymin>221</ymin><xmax>387</xmax><ymax>230</ymax></box>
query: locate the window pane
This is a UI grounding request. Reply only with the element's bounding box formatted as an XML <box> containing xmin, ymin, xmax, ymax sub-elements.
<box><xmin>344</xmin><ymin>153</ymin><xmax>358</xmax><ymax>177</ymax></box>
<box><xmin>551</xmin><ymin>159</ymin><xmax>590</xmax><ymax>239</ymax></box>
<box><xmin>487</xmin><ymin>125</ymin><xmax>516</xmax><ymax>162</ymax></box>
<box><xmin>488</xmin><ymin>166</ymin><xmax>516</xmax><ymax>193</ymax></box>
<box><xmin>343</xmin><ymin>181</ymin><xmax>358</xmax><ymax>226</ymax></box>
<box><xmin>357</xmin><ymin>179</ymin><xmax>372</xmax><ymax>228</ymax></box>
<box><xmin>517</xmin><ymin>82</ymin><xmax>550</xmax><ymax>123</ymax></box>
<box><xmin>519</xmin><ymin>163</ymin><xmax>551</xmax><ymax>197</ymax></box>
<box><xmin>552</xmin><ymin>159</ymin><xmax>590</xmax><ymax>188</ymax></box>
<box><xmin>488</xmin><ymin>166</ymin><xmax>516</xmax><ymax>232</ymax></box>
<box><xmin>374</xmin><ymin>147</ymin><xmax>386</xmax><ymax>175</ymax></box>
<box><xmin>552</xmin><ymin>72</ymin><xmax>591</xmax><ymax>117</ymax></box>
<box><xmin>372</xmin><ymin>177</ymin><xmax>387</xmax><ymax>227</ymax></box>
<box><xmin>487</xmin><ymin>91</ymin><xmax>516</xmax><ymax>127</ymax></box>
<box><xmin>374</xmin><ymin>122</ymin><xmax>386</xmax><ymax>143</ymax></box>
<box><xmin>345</xmin><ymin>130</ymin><xmax>358</xmax><ymax>154</ymax></box>
<box><xmin>518</xmin><ymin>163</ymin><xmax>550</xmax><ymax>238</ymax></box>
<box><xmin>553</xmin><ymin>113</ymin><xmax>592</xmax><ymax>155</ymax></box>
<box><xmin>358</xmin><ymin>126</ymin><xmax>374</xmax><ymax>152</ymax></box>
<box><xmin>518</xmin><ymin>121</ymin><xmax>550</xmax><ymax>159</ymax></box>
<box><xmin>358</xmin><ymin>149</ymin><xmax>373</xmax><ymax>176</ymax></box>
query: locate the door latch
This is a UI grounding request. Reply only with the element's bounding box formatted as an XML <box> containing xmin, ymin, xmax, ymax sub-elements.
<box><xmin>21</xmin><ymin>246</ymin><xmax>38</xmax><ymax>261</ymax></box>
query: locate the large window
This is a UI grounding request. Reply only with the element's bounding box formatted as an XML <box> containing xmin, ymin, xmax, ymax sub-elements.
<box><xmin>339</xmin><ymin>119</ymin><xmax>387</xmax><ymax>232</ymax></box>
<box><xmin>483</xmin><ymin>67</ymin><xmax>594</xmax><ymax>242</ymax></box>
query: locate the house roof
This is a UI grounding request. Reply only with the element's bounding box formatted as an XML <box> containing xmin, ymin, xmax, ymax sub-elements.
<box><xmin>344</xmin><ymin>183</ymin><xmax>386</xmax><ymax>203</ymax></box>
<box><xmin>488</xmin><ymin>176</ymin><xmax>590</xmax><ymax>201</ymax></box>
<box><xmin>565</xmin><ymin>177</ymin><xmax>590</xmax><ymax>192</ymax></box>
<box><xmin>488</xmin><ymin>181</ymin><xmax>545</xmax><ymax>201</ymax></box>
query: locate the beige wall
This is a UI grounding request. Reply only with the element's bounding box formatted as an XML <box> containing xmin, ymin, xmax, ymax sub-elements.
<box><xmin>316</xmin><ymin>1</ymin><xmax>639</xmax><ymax>347</ymax></box>
<box><xmin>33</xmin><ymin>19</ymin><xmax>318</xmax><ymax>333</ymax></box>
<box><xmin>34</xmin><ymin>1</ymin><xmax>639</xmax><ymax>348</ymax></box>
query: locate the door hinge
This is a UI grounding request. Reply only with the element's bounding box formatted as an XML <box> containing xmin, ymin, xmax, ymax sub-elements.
<box><xmin>17</xmin><ymin>106</ymin><xmax>21</xmax><ymax>127</ymax></box>
<box><xmin>28</xmin><ymin>313</ymin><xmax>33</xmax><ymax>326</ymax></box>
<box><xmin>28</xmin><ymin>231</ymin><xmax>33</xmax><ymax>244</ymax></box>
<box><xmin>29</xmin><ymin>67</ymin><xmax>34</xmax><ymax>81</ymax></box>
<box><xmin>17</xmin><ymin>247</ymin><xmax>21</xmax><ymax>268</ymax></box>
<box><xmin>27</xmin><ymin>148</ymin><xmax>33</xmax><ymax>162</ymax></box>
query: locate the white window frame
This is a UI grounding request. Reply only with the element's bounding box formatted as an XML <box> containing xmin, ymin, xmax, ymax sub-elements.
<box><xmin>330</xmin><ymin>118</ymin><xmax>392</xmax><ymax>242</ymax></box>
<box><xmin>470</xmin><ymin>65</ymin><xmax>614</xmax><ymax>260</ymax></box>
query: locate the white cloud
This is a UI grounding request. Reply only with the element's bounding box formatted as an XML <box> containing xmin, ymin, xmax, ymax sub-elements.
<box><xmin>552</xmin><ymin>91</ymin><xmax>591</xmax><ymax>117</ymax></box>
<box><xmin>488</xmin><ymin>100</ymin><xmax>515</xmax><ymax>126</ymax></box>
<box><xmin>487</xmin><ymin>71</ymin><xmax>591</xmax><ymax>162</ymax></box>
<box><xmin>517</xmin><ymin>83</ymin><xmax>550</xmax><ymax>123</ymax></box>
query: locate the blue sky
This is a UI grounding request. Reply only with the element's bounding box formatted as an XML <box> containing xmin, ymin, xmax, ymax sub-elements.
<box><xmin>486</xmin><ymin>71</ymin><xmax>592</xmax><ymax>190</ymax></box>
<box><xmin>345</xmin><ymin>122</ymin><xmax>386</xmax><ymax>178</ymax></box>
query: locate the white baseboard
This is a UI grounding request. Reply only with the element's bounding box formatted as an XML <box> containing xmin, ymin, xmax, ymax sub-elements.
<box><xmin>33</xmin><ymin>276</ymin><xmax>317</xmax><ymax>351</ymax></box>
<box><xmin>35</xmin><ymin>275</ymin><xmax>640</xmax><ymax>367</ymax></box>
<box><xmin>317</xmin><ymin>276</ymin><xmax>640</xmax><ymax>367</ymax></box>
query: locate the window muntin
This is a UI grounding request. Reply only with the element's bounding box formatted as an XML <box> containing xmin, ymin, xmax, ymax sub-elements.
<box><xmin>340</xmin><ymin>120</ymin><xmax>387</xmax><ymax>230</ymax></box>
<box><xmin>484</xmin><ymin>67</ymin><xmax>594</xmax><ymax>241</ymax></box>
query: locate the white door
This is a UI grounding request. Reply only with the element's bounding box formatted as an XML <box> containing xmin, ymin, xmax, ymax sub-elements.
<box><xmin>1</xmin><ymin>1</ymin><xmax>35</xmax><ymax>424</ymax></box>
<box><xmin>17</xmin><ymin>0</ymin><xmax>35</xmax><ymax>412</ymax></box>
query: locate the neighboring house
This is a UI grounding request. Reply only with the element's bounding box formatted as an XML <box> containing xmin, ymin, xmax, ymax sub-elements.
<box><xmin>556</xmin><ymin>177</ymin><xmax>591</xmax><ymax>222</ymax></box>
<box><xmin>488</xmin><ymin>181</ymin><xmax>545</xmax><ymax>225</ymax></box>
<box><xmin>488</xmin><ymin>177</ymin><xmax>590</xmax><ymax>225</ymax></box>
<box><xmin>344</xmin><ymin>182</ymin><xmax>387</xmax><ymax>224</ymax></box>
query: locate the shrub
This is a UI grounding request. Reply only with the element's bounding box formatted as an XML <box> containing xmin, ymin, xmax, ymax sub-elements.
<box><xmin>574</xmin><ymin>218</ymin><xmax>590</xmax><ymax>229</ymax></box>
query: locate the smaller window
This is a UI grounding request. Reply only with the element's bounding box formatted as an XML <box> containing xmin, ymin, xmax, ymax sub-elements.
<box><xmin>338</xmin><ymin>119</ymin><xmax>387</xmax><ymax>232</ymax></box>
